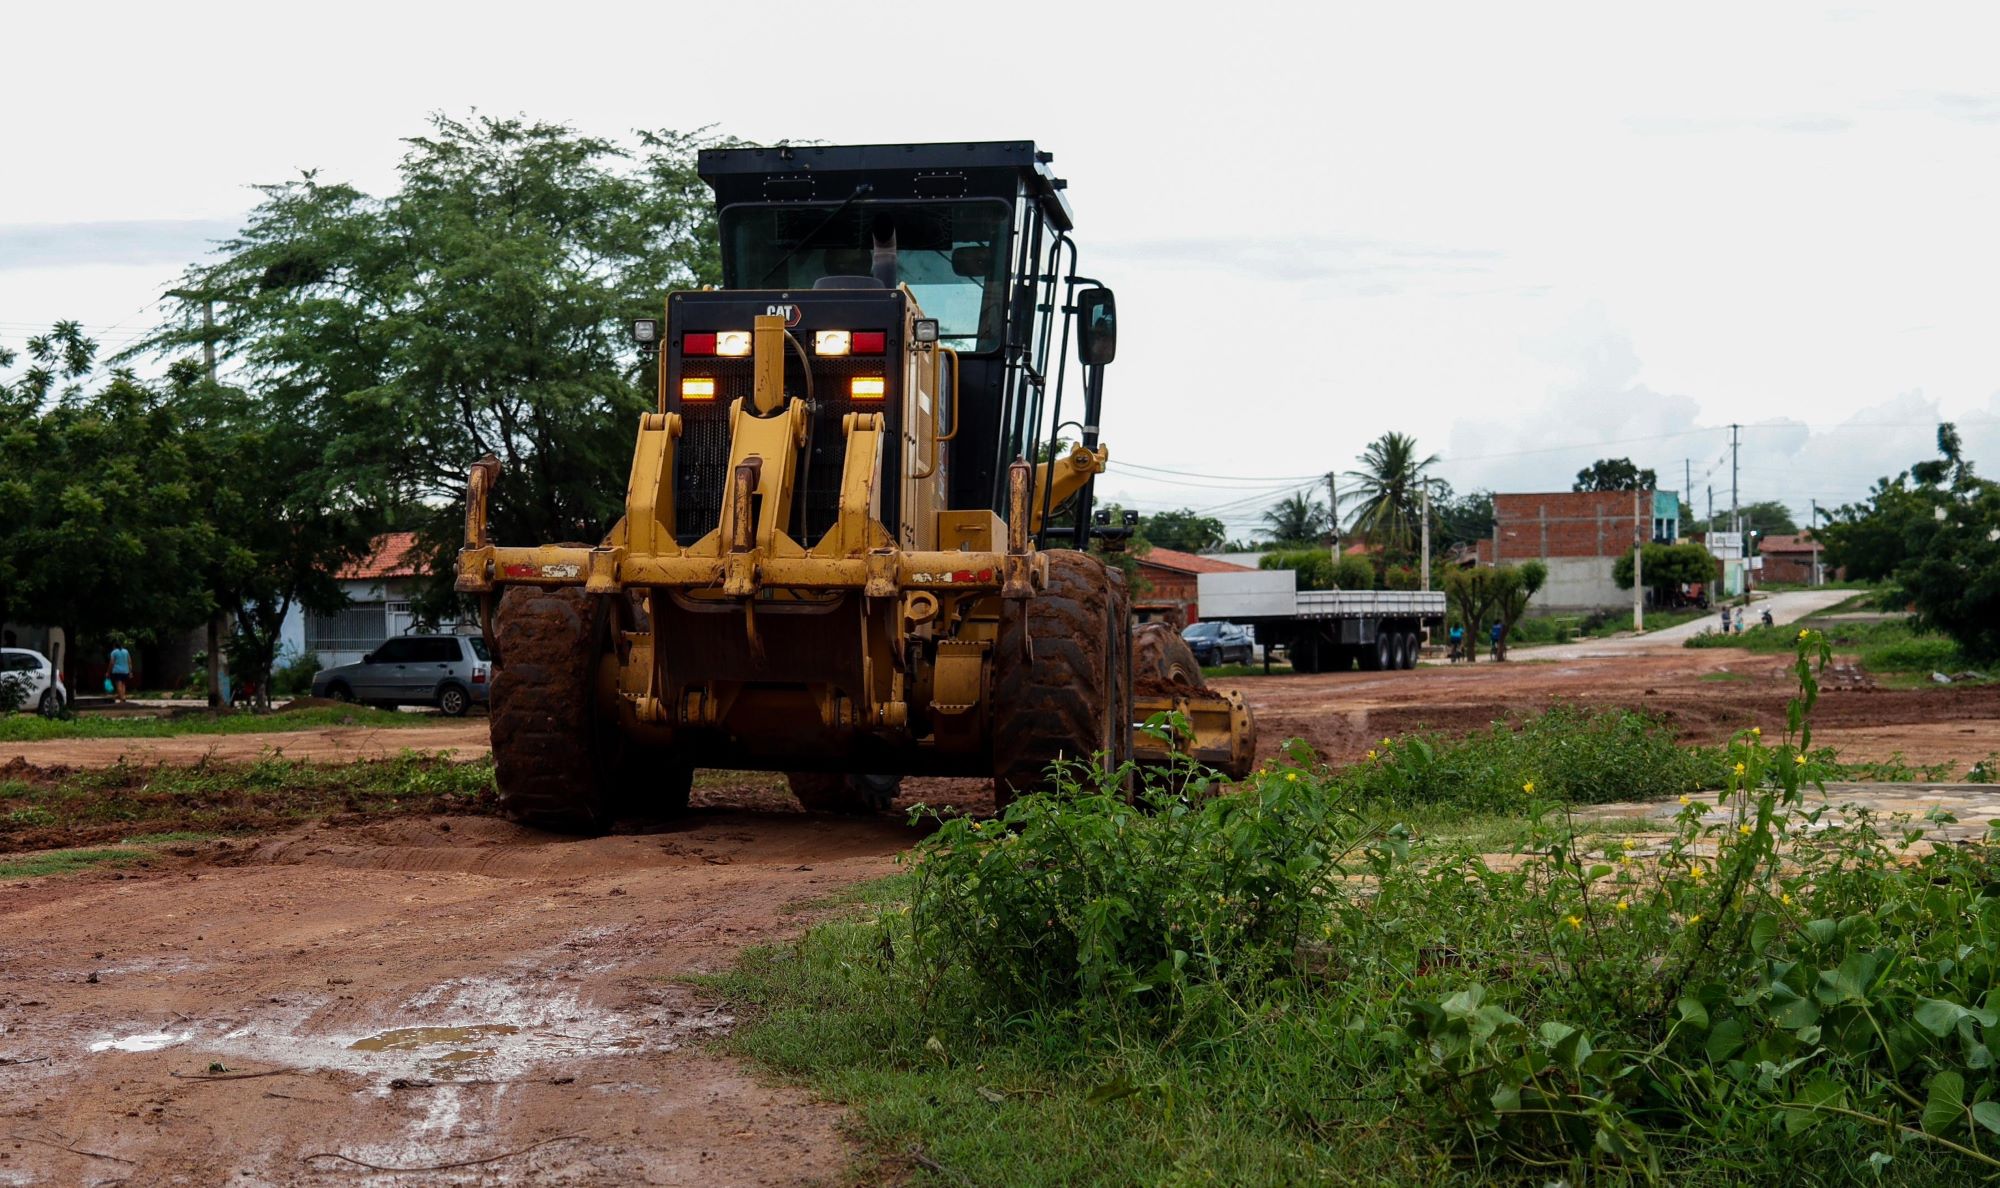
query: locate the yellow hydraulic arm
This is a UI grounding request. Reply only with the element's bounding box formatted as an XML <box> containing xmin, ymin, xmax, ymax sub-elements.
<box><xmin>1030</xmin><ymin>442</ymin><xmax>1108</xmax><ymax>533</ymax></box>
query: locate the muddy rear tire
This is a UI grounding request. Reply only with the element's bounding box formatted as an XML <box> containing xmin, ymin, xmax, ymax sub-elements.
<box><xmin>991</xmin><ymin>550</ymin><xmax>1129</xmax><ymax>808</ymax></box>
<box><xmin>490</xmin><ymin>587</ymin><xmax>691</xmax><ymax>833</ymax></box>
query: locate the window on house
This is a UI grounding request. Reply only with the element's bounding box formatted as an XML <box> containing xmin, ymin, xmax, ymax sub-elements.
<box><xmin>306</xmin><ymin>603</ymin><xmax>388</xmax><ymax>652</ymax></box>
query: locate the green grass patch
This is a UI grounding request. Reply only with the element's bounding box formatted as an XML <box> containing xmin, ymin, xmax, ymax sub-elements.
<box><xmin>1699</xmin><ymin>670</ymin><xmax>1751</xmax><ymax>682</ymax></box>
<box><xmin>718</xmin><ymin>634</ymin><xmax>1990</xmax><ymax>1185</ymax></box>
<box><xmin>1199</xmin><ymin>662</ymin><xmax>1293</xmax><ymax>679</ymax></box>
<box><xmin>0</xmin><ymin>704</ymin><xmax>445</xmax><ymax>742</ymax></box>
<box><xmin>0</xmin><ymin>847</ymin><xmax>141</xmax><ymax>879</ymax></box>
<box><xmin>1688</xmin><ymin>616</ymin><xmax>1973</xmax><ymax>676</ymax></box>
<box><xmin>0</xmin><ymin>751</ymin><xmax>496</xmax><ymax>851</ymax></box>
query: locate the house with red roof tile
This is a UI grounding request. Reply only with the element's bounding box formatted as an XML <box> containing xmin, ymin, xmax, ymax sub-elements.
<box><xmin>277</xmin><ymin>532</ymin><xmax>469</xmax><ymax>668</ymax></box>
<box><xmin>1133</xmin><ymin>547</ymin><xmax>1256</xmax><ymax>628</ymax></box>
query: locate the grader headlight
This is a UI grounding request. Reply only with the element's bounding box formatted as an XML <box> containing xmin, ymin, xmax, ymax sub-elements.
<box><xmin>850</xmin><ymin>376</ymin><xmax>886</xmax><ymax>400</ymax></box>
<box><xmin>814</xmin><ymin>330</ymin><xmax>851</xmax><ymax>356</ymax></box>
<box><xmin>714</xmin><ymin>329</ymin><xmax>753</xmax><ymax>357</ymax></box>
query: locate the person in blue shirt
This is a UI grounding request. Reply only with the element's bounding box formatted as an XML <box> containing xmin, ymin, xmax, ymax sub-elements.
<box><xmin>1447</xmin><ymin>623</ymin><xmax>1466</xmax><ymax>662</ymax></box>
<box><xmin>108</xmin><ymin>640</ymin><xmax>132</xmax><ymax>703</ymax></box>
<box><xmin>1489</xmin><ymin>621</ymin><xmax>1504</xmax><ymax>660</ymax></box>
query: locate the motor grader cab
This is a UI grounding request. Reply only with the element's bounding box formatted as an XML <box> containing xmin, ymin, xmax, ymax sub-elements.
<box><xmin>455</xmin><ymin>141</ymin><xmax>1253</xmax><ymax>830</ymax></box>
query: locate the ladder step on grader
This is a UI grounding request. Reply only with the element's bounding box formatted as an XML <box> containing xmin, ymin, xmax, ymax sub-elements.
<box><xmin>454</xmin><ymin>141</ymin><xmax>1255</xmax><ymax>830</ymax></box>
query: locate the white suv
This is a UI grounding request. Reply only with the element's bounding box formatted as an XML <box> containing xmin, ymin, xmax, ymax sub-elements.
<box><xmin>0</xmin><ymin>648</ymin><xmax>67</xmax><ymax>717</ymax></box>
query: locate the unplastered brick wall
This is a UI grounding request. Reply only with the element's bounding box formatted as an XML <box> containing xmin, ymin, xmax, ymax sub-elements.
<box><xmin>1489</xmin><ymin>491</ymin><xmax>1653</xmax><ymax>561</ymax></box>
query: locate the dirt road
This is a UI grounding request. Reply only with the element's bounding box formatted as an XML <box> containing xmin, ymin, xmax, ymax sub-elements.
<box><xmin>0</xmin><ymin>811</ymin><xmax>914</xmax><ymax>1185</ymax></box>
<box><xmin>0</xmin><ymin>723</ymin><xmax>491</xmax><ymax>770</ymax></box>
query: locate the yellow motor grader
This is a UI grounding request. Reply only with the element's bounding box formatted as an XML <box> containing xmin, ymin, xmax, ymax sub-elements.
<box><xmin>455</xmin><ymin>141</ymin><xmax>1253</xmax><ymax>829</ymax></box>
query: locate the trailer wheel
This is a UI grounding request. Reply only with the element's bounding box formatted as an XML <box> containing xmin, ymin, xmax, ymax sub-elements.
<box><xmin>787</xmin><ymin>772</ymin><xmax>901</xmax><ymax>814</ymax></box>
<box><xmin>992</xmin><ymin>550</ymin><xmax>1128</xmax><ymax>808</ymax></box>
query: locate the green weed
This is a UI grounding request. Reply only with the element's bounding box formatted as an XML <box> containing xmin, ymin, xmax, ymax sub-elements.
<box><xmin>720</xmin><ymin>631</ymin><xmax>2000</xmax><ymax>1185</ymax></box>
<box><xmin>0</xmin><ymin>847</ymin><xmax>141</xmax><ymax>879</ymax></box>
<box><xmin>0</xmin><ymin>705</ymin><xmax>446</xmax><ymax>742</ymax></box>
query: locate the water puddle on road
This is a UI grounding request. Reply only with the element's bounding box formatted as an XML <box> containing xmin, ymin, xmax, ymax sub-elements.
<box><xmin>87</xmin><ymin>1030</ymin><xmax>191</xmax><ymax>1053</ymax></box>
<box><xmin>348</xmin><ymin>1024</ymin><xmax>520</xmax><ymax>1055</ymax></box>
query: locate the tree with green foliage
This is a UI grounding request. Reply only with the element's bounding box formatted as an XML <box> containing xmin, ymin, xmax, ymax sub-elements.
<box><xmin>1614</xmin><ymin>540</ymin><xmax>1719</xmax><ymax>599</ymax></box>
<box><xmin>1141</xmin><ymin>507</ymin><xmax>1227</xmax><ymax>553</ymax></box>
<box><xmin>133</xmin><ymin>114</ymin><xmax>731</xmax><ymax>614</ymax></box>
<box><xmin>1432</xmin><ymin>484</ymin><xmax>1494</xmax><ymax>549</ymax></box>
<box><xmin>1259</xmin><ymin>492</ymin><xmax>1332</xmax><ymax>547</ymax></box>
<box><xmin>1444</xmin><ymin>561</ymin><xmax>1546</xmax><ymax>662</ymax></box>
<box><xmin>1688</xmin><ymin>499</ymin><xmax>1799</xmax><ymax>537</ymax></box>
<box><xmin>1344</xmin><ymin>431</ymin><xmax>1439</xmax><ymax>556</ymax></box>
<box><xmin>0</xmin><ymin>327</ymin><xmax>219</xmax><ymax>678</ymax></box>
<box><xmin>1822</xmin><ymin>424</ymin><xmax>2000</xmax><ymax>660</ymax></box>
<box><xmin>1573</xmin><ymin>457</ymin><xmax>1657</xmax><ymax>492</ymax></box>
<box><xmin>1258</xmin><ymin>549</ymin><xmax>1372</xmax><ymax>591</ymax></box>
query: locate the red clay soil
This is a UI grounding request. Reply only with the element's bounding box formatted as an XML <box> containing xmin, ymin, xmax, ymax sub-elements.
<box><xmin>1214</xmin><ymin>646</ymin><xmax>2000</xmax><ymax>769</ymax></box>
<box><xmin>0</xmin><ymin>810</ymin><xmax>919</xmax><ymax>1185</ymax></box>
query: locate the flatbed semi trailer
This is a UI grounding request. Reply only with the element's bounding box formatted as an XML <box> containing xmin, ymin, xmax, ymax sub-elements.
<box><xmin>1197</xmin><ymin>570</ymin><xmax>1447</xmax><ymax>673</ymax></box>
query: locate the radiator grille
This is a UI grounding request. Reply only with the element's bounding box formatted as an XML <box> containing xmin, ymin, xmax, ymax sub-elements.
<box><xmin>674</xmin><ymin>358</ymin><xmax>900</xmax><ymax>545</ymax></box>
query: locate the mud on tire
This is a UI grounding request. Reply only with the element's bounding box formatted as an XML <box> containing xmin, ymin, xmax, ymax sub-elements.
<box><xmin>991</xmin><ymin>550</ymin><xmax>1129</xmax><ymax>807</ymax></box>
<box><xmin>1132</xmin><ymin>622</ymin><xmax>1204</xmax><ymax>697</ymax></box>
<box><xmin>490</xmin><ymin>587</ymin><xmax>690</xmax><ymax>834</ymax></box>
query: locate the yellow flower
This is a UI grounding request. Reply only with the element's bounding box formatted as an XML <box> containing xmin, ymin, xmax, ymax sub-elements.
<box><xmin>1566</xmin><ymin>915</ymin><xmax>1583</xmax><ymax>928</ymax></box>
<box><xmin>1738</xmin><ymin>824</ymin><xmax>1752</xmax><ymax>837</ymax></box>
<box><xmin>1616</xmin><ymin>899</ymin><xmax>1630</xmax><ymax>912</ymax></box>
<box><xmin>1690</xmin><ymin>862</ymin><xmax>1707</xmax><ymax>880</ymax></box>
<box><xmin>1752</xmin><ymin>726</ymin><xmax>1762</xmax><ymax>737</ymax></box>
<box><xmin>1366</xmin><ymin>750</ymin><xmax>1378</xmax><ymax>762</ymax></box>
<box><xmin>1285</xmin><ymin>771</ymin><xmax>1298</xmax><ymax>782</ymax></box>
<box><xmin>1382</xmin><ymin>737</ymin><xmax>1391</xmax><ymax>746</ymax></box>
<box><xmin>1794</xmin><ymin>754</ymin><xmax>1807</xmax><ymax>767</ymax></box>
<box><xmin>1523</xmin><ymin>780</ymin><xmax>1536</xmax><ymax>795</ymax></box>
<box><xmin>1798</xmin><ymin>629</ymin><xmax>1809</xmax><ymax>640</ymax></box>
<box><xmin>1687</xmin><ymin>913</ymin><xmax>1702</xmax><ymax>925</ymax></box>
<box><xmin>1733</xmin><ymin>762</ymin><xmax>1746</xmax><ymax>776</ymax></box>
<box><xmin>1781</xmin><ymin>892</ymin><xmax>1793</xmax><ymax>906</ymax></box>
<box><xmin>1618</xmin><ymin>853</ymin><xmax>1633</xmax><ymax>865</ymax></box>
<box><xmin>1623</xmin><ymin>837</ymin><xmax>1637</xmax><ymax>850</ymax></box>
<box><xmin>1679</xmin><ymin>795</ymin><xmax>1692</xmax><ymax>806</ymax></box>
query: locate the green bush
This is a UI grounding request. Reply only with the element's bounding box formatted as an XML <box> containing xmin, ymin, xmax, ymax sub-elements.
<box><xmin>272</xmin><ymin>651</ymin><xmax>321</xmax><ymax>695</ymax></box>
<box><xmin>1255</xmin><ymin>549</ymin><xmax>1373</xmax><ymax>591</ymax></box>
<box><xmin>723</xmin><ymin>632</ymin><xmax>2000</xmax><ymax>1183</ymax></box>
<box><xmin>1344</xmin><ymin>705</ymin><xmax>1725</xmax><ymax>811</ymax></box>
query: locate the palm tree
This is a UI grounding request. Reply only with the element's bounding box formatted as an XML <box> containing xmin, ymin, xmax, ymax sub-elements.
<box><xmin>1260</xmin><ymin>492</ymin><xmax>1331</xmax><ymax>546</ymax></box>
<box><xmin>1344</xmin><ymin>432</ymin><xmax>1441</xmax><ymax>556</ymax></box>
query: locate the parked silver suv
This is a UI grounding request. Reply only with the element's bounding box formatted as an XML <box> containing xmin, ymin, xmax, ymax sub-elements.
<box><xmin>311</xmin><ymin>634</ymin><xmax>490</xmax><ymax>716</ymax></box>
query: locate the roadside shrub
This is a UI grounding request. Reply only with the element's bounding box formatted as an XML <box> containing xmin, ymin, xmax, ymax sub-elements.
<box><xmin>907</xmin><ymin>736</ymin><xmax>1377</xmax><ymax>1015</ymax></box>
<box><xmin>271</xmin><ymin>652</ymin><xmax>321</xmax><ymax>696</ymax></box>
<box><xmin>1346</xmin><ymin>705</ymin><xmax>1725</xmax><ymax>811</ymax></box>
<box><xmin>747</xmin><ymin>633</ymin><xmax>2000</xmax><ymax>1183</ymax></box>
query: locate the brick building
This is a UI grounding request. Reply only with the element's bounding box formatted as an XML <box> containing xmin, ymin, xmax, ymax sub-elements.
<box><xmin>1755</xmin><ymin>532</ymin><xmax>1836</xmax><ymax>585</ymax></box>
<box><xmin>1133</xmin><ymin>547</ymin><xmax>1254</xmax><ymax>628</ymax></box>
<box><xmin>1473</xmin><ymin>490</ymin><xmax>1681</xmax><ymax>611</ymax></box>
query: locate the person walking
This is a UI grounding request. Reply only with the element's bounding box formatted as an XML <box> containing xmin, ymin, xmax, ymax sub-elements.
<box><xmin>1447</xmin><ymin>622</ymin><xmax>1465</xmax><ymax>663</ymax></box>
<box><xmin>1720</xmin><ymin>606</ymin><xmax>1731</xmax><ymax>634</ymax></box>
<box><xmin>1489</xmin><ymin>620</ymin><xmax>1504</xmax><ymax>661</ymax></box>
<box><xmin>108</xmin><ymin>640</ymin><xmax>132</xmax><ymax>703</ymax></box>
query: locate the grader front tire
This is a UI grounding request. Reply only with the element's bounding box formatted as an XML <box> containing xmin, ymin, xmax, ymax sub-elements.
<box><xmin>489</xmin><ymin>587</ymin><xmax>691</xmax><ymax>834</ymax></box>
<box><xmin>991</xmin><ymin>550</ymin><xmax>1129</xmax><ymax>807</ymax></box>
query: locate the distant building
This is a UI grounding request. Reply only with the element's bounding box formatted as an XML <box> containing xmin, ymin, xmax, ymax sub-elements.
<box><xmin>1474</xmin><ymin>490</ymin><xmax>1681</xmax><ymax>612</ymax></box>
<box><xmin>1755</xmin><ymin>532</ymin><xmax>1838</xmax><ymax>585</ymax></box>
<box><xmin>1133</xmin><ymin>547</ymin><xmax>1255</xmax><ymax>628</ymax></box>
<box><xmin>279</xmin><ymin>532</ymin><xmax>469</xmax><ymax>669</ymax></box>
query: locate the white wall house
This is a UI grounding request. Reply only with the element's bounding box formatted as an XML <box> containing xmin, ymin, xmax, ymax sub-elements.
<box><xmin>280</xmin><ymin>533</ymin><xmax>467</xmax><ymax>670</ymax></box>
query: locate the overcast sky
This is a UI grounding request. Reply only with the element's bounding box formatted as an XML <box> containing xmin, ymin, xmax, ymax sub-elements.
<box><xmin>5</xmin><ymin>1</ymin><xmax>1997</xmax><ymax>539</ymax></box>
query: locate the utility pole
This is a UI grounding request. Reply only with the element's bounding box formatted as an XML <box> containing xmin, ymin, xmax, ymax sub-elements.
<box><xmin>1684</xmin><ymin>458</ymin><xmax>1693</xmax><ymax>536</ymax></box>
<box><xmin>1327</xmin><ymin>472</ymin><xmax>1340</xmax><ymax>567</ymax></box>
<box><xmin>1730</xmin><ymin>423</ymin><xmax>1741</xmax><ymax>536</ymax></box>
<box><xmin>1420</xmin><ymin>484</ymin><xmax>1431</xmax><ymax>591</ymax></box>
<box><xmin>1810</xmin><ymin>498</ymin><xmax>1821</xmax><ymax>587</ymax></box>
<box><xmin>1632</xmin><ymin>488</ymin><xmax>1644</xmax><ymax>631</ymax></box>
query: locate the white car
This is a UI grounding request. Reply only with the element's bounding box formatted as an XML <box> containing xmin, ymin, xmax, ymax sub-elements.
<box><xmin>0</xmin><ymin>648</ymin><xmax>66</xmax><ymax>717</ymax></box>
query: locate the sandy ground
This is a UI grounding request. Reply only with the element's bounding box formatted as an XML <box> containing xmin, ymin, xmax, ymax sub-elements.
<box><xmin>0</xmin><ymin>811</ymin><xmax>914</xmax><ymax>1186</ymax></box>
<box><xmin>9</xmin><ymin>621</ymin><xmax>2000</xmax><ymax>1184</ymax></box>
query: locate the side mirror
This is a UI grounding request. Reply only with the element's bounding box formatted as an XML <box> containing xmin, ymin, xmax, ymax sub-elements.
<box><xmin>362</xmin><ymin>651</ymin><xmax>376</xmax><ymax>665</ymax></box>
<box><xmin>1077</xmin><ymin>287</ymin><xmax>1117</xmax><ymax>366</ymax></box>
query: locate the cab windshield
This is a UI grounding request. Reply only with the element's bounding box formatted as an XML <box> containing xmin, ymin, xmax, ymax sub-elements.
<box><xmin>722</xmin><ymin>200</ymin><xmax>1012</xmax><ymax>353</ymax></box>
